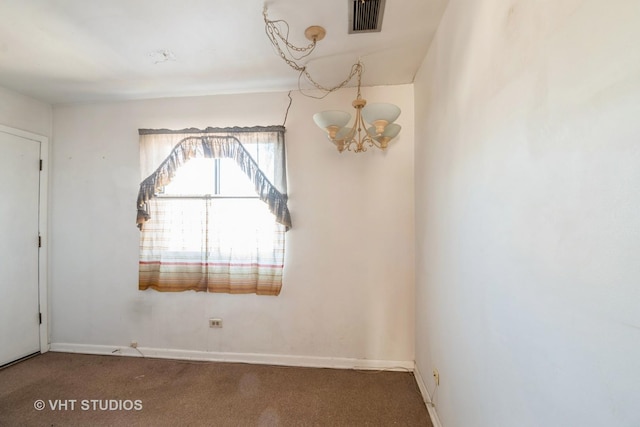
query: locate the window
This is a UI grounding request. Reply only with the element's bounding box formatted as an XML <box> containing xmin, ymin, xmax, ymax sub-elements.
<box><xmin>162</xmin><ymin>158</ymin><xmax>256</xmax><ymax>197</ymax></box>
<box><xmin>136</xmin><ymin>127</ymin><xmax>291</xmax><ymax>296</ymax></box>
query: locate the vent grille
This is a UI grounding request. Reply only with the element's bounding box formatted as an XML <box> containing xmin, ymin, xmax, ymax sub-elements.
<box><xmin>349</xmin><ymin>0</ymin><xmax>386</xmax><ymax>33</ymax></box>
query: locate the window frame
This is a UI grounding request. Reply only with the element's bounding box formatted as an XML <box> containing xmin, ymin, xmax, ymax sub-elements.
<box><xmin>136</xmin><ymin>126</ymin><xmax>290</xmax><ymax>296</ymax></box>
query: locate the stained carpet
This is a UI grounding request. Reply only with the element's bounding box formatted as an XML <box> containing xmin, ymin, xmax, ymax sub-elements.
<box><xmin>0</xmin><ymin>352</ymin><xmax>431</xmax><ymax>426</ymax></box>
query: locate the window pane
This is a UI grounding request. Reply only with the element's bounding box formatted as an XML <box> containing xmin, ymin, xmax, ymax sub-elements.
<box><xmin>144</xmin><ymin>198</ymin><xmax>279</xmax><ymax>256</ymax></box>
<box><xmin>147</xmin><ymin>198</ymin><xmax>209</xmax><ymax>252</ymax></box>
<box><xmin>207</xmin><ymin>199</ymin><xmax>279</xmax><ymax>256</ymax></box>
<box><xmin>162</xmin><ymin>158</ymin><xmax>216</xmax><ymax>196</ymax></box>
<box><xmin>218</xmin><ymin>158</ymin><xmax>256</xmax><ymax>196</ymax></box>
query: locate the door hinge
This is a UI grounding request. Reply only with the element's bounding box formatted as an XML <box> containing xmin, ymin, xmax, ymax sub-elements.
<box><xmin>39</xmin><ymin>159</ymin><xmax>43</xmax><ymax>171</ymax></box>
<box><xmin>39</xmin><ymin>312</ymin><xmax>42</xmax><ymax>324</ymax></box>
<box><xmin>38</xmin><ymin>235</ymin><xmax>41</xmax><ymax>248</ymax></box>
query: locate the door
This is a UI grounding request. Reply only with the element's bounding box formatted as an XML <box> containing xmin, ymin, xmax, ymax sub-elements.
<box><xmin>0</xmin><ymin>130</ymin><xmax>41</xmax><ymax>366</ymax></box>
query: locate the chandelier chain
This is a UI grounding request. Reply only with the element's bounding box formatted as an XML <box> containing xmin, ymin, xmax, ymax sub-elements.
<box><xmin>262</xmin><ymin>7</ymin><xmax>401</xmax><ymax>153</ymax></box>
<box><xmin>263</xmin><ymin>8</ymin><xmax>363</xmax><ymax>97</ymax></box>
<box><xmin>298</xmin><ymin>62</ymin><xmax>363</xmax><ymax>99</ymax></box>
<box><xmin>266</xmin><ymin>21</ymin><xmax>316</xmax><ymax>54</ymax></box>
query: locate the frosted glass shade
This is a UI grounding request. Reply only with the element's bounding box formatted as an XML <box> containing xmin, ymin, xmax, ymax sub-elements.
<box><xmin>361</xmin><ymin>103</ymin><xmax>401</xmax><ymax>125</ymax></box>
<box><xmin>368</xmin><ymin>123</ymin><xmax>401</xmax><ymax>139</ymax></box>
<box><xmin>335</xmin><ymin>126</ymin><xmax>353</xmax><ymax>140</ymax></box>
<box><xmin>313</xmin><ymin>110</ymin><xmax>351</xmax><ymax>130</ymax></box>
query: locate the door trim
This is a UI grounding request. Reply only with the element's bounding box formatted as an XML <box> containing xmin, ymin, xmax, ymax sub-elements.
<box><xmin>0</xmin><ymin>124</ymin><xmax>49</xmax><ymax>354</ymax></box>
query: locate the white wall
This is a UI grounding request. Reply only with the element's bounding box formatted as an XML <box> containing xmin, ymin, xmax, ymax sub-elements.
<box><xmin>51</xmin><ymin>85</ymin><xmax>415</xmax><ymax>366</ymax></box>
<box><xmin>0</xmin><ymin>85</ymin><xmax>51</xmax><ymax>137</ymax></box>
<box><xmin>414</xmin><ymin>0</ymin><xmax>640</xmax><ymax>426</ymax></box>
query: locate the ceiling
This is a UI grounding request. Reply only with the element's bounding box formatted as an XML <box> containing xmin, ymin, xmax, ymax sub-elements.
<box><xmin>0</xmin><ymin>0</ymin><xmax>448</xmax><ymax>105</ymax></box>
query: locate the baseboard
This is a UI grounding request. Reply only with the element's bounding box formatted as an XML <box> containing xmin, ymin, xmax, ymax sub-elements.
<box><xmin>414</xmin><ymin>363</ymin><xmax>443</xmax><ymax>427</ymax></box>
<box><xmin>49</xmin><ymin>343</ymin><xmax>414</xmax><ymax>371</ymax></box>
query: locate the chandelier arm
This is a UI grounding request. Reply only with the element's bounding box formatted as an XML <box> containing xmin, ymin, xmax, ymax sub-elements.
<box><xmin>368</xmin><ymin>138</ymin><xmax>382</xmax><ymax>149</ymax></box>
<box><xmin>354</xmin><ymin>122</ymin><xmax>364</xmax><ymax>152</ymax></box>
<box><xmin>369</xmin><ymin>138</ymin><xmax>383</xmax><ymax>149</ymax></box>
<box><xmin>357</xmin><ymin>128</ymin><xmax>370</xmax><ymax>153</ymax></box>
<box><xmin>340</xmin><ymin>127</ymin><xmax>358</xmax><ymax>144</ymax></box>
<box><xmin>363</xmin><ymin>124</ymin><xmax>382</xmax><ymax>142</ymax></box>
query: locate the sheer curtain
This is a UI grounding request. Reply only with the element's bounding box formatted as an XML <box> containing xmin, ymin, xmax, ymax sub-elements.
<box><xmin>136</xmin><ymin>126</ymin><xmax>290</xmax><ymax>295</ymax></box>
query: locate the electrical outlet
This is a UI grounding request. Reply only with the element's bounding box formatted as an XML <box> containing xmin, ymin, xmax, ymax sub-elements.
<box><xmin>432</xmin><ymin>368</ymin><xmax>440</xmax><ymax>386</ymax></box>
<box><xmin>209</xmin><ymin>318</ymin><xmax>223</xmax><ymax>328</ymax></box>
<box><xmin>130</xmin><ymin>341</ymin><xmax>138</xmax><ymax>348</ymax></box>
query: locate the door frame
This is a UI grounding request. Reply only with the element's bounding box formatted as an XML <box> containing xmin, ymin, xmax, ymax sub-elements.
<box><xmin>0</xmin><ymin>124</ymin><xmax>49</xmax><ymax>355</ymax></box>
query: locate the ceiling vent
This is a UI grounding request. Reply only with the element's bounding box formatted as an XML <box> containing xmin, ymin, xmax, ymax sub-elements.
<box><xmin>349</xmin><ymin>0</ymin><xmax>386</xmax><ymax>34</ymax></box>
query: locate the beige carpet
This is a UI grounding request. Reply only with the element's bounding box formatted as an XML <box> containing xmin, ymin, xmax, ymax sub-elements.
<box><xmin>0</xmin><ymin>352</ymin><xmax>431</xmax><ymax>426</ymax></box>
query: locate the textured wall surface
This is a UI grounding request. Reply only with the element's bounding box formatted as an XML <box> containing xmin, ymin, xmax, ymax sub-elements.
<box><xmin>51</xmin><ymin>86</ymin><xmax>416</xmax><ymax>365</ymax></box>
<box><xmin>414</xmin><ymin>0</ymin><xmax>640</xmax><ymax>425</ymax></box>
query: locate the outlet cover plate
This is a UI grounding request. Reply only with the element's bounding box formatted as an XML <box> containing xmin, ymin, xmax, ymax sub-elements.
<box><xmin>209</xmin><ymin>318</ymin><xmax>223</xmax><ymax>328</ymax></box>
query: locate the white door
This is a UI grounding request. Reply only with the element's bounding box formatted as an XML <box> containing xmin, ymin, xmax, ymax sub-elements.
<box><xmin>0</xmin><ymin>130</ymin><xmax>41</xmax><ymax>366</ymax></box>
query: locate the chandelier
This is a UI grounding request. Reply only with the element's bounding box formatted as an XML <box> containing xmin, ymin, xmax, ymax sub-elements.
<box><xmin>263</xmin><ymin>8</ymin><xmax>402</xmax><ymax>153</ymax></box>
<box><xmin>312</xmin><ymin>62</ymin><xmax>401</xmax><ymax>153</ymax></box>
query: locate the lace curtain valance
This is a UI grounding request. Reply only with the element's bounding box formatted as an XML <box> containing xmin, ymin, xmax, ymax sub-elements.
<box><xmin>136</xmin><ymin>126</ymin><xmax>291</xmax><ymax>230</ymax></box>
